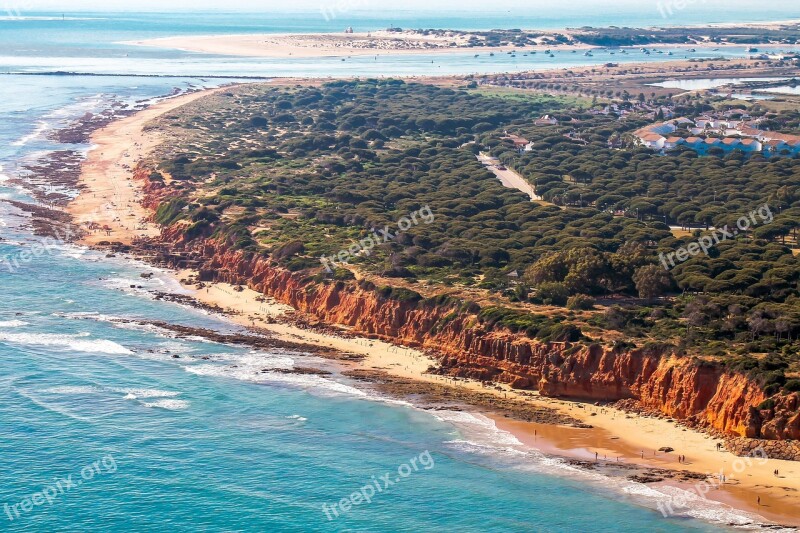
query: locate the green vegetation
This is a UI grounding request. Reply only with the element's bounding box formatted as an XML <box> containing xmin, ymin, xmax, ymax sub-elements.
<box><xmin>152</xmin><ymin>79</ymin><xmax>800</xmax><ymax>384</ymax></box>
<box><xmin>468</xmin><ymin>88</ymin><xmax>593</xmax><ymax>109</ymax></box>
<box><xmin>570</xmin><ymin>24</ymin><xmax>800</xmax><ymax>46</ymax></box>
<box><xmin>391</xmin><ymin>25</ymin><xmax>800</xmax><ymax>47</ymax></box>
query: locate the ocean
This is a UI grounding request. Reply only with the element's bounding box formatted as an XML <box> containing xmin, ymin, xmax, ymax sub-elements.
<box><xmin>0</xmin><ymin>9</ymin><xmax>797</xmax><ymax>532</ymax></box>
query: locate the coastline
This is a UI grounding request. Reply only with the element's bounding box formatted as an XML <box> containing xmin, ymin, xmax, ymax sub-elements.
<box><xmin>123</xmin><ymin>30</ymin><xmax>797</xmax><ymax>59</ymax></box>
<box><xmin>133</xmin><ymin>272</ymin><xmax>800</xmax><ymax>528</ymax></box>
<box><xmin>68</xmin><ymin>87</ymin><xmax>231</xmax><ymax>246</ymax></box>
<box><xmin>124</xmin><ymin>31</ymin><xmax>559</xmax><ymax>59</ymax></box>
<box><xmin>67</xmin><ymin>83</ymin><xmax>800</xmax><ymax>528</ymax></box>
<box><xmin>180</xmin><ymin>276</ymin><xmax>800</xmax><ymax>528</ymax></box>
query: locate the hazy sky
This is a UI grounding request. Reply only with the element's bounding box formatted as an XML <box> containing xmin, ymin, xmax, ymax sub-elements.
<box><xmin>12</xmin><ymin>0</ymin><xmax>791</xmax><ymax>12</ymax></box>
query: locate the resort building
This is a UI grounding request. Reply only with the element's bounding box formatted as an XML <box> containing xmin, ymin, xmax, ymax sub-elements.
<box><xmin>632</xmin><ymin>116</ymin><xmax>799</xmax><ymax>157</ymax></box>
<box><xmin>639</xmin><ymin>133</ymin><xmax>666</xmax><ymax>149</ymax></box>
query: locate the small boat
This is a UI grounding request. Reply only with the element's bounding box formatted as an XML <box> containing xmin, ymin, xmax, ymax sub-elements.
<box><xmin>747</xmin><ymin>47</ymin><xmax>758</xmax><ymax>53</ymax></box>
<box><xmin>688</xmin><ymin>48</ymin><xmax>696</xmax><ymax>52</ymax></box>
<box><xmin>549</xmin><ymin>53</ymin><xmax>554</xmax><ymax>57</ymax></box>
<box><xmin>584</xmin><ymin>51</ymin><xmax>592</xmax><ymax>56</ymax></box>
<box><xmin>474</xmin><ymin>54</ymin><xmax>479</xmax><ymax>58</ymax></box>
<box><xmin>489</xmin><ymin>52</ymin><xmax>495</xmax><ymax>56</ymax></box>
<box><xmin>668</xmin><ymin>51</ymin><xmax>673</xmax><ymax>55</ymax></box>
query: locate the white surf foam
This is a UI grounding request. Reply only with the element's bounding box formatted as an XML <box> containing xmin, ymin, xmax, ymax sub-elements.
<box><xmin>260</xmin><ymin>371</ymin><xmax>368</xmax><ymax>397</ymax></box>
<box><xmin>185</xmin><ymin>354</ymin><xmax>365</xmax><ymax>398</ymax></box>
<box><xmin>11</xmin><ymin>121</ymin><xmax>49</xmax><ymax>147</ymax></box>
<box><xmin>433</xmin><ymin>410</ymin><xmax>782</xmax><ymax>530</ymax></box>
<box><xmin>435</xmin><ymin>411</ymin><xmax>524</xmax><ymax>448</ymax></box>
<box><xmin>57</xmin><ymin>245</ymin><xmax>90</xmax><ymax>260</ymax></box>
<box><xmin>142</xmin><ymin>399</ymin><xmax>189</xmax><ymax>410</ymax></box>
<box><xmin>101</xmin><ymin>277</ymin><xmax>148</xmax><ymax>290</ymax></box>
<box><xmin>0</xmin><ymin>331</ymin><xmax>133</xmax><ymax>354</ymax></box>
<box><xmin>42</xmin><ymin>93</ymin><xmax>107</xmax><ymax>120</ymax></box>
<box><xmin>0</xmin><ymin>320</ymin><xmax>28</xmax><ymax>328</ymax></box>
<box><xmin>55</xmin><ymin>313</ymin><xmax>188</xmax><ymax>343</ymax></box>
<box><xmin>632</xmin><ymin>483</ymin><xmax>780</xmax><ymax>529</ymax></box>
<box><xmin>15</xmin><ymin>389</ymin><xmax>94</xmax><ymax>422</ymax></box>
<box><xmin>40</xmin><ymin>385</ymin><xmax>98</xmax><ymax>395</ymax></box>
<box><xmin>37</xmin><ymin>385</ymin><xmax>186</xmax><ymax>412</ymax></box>
<box><xmin>112</xmin><ymin>388</ymin><xmax>180</xmax><ymax>399</ymax></box>
<box><xmin>0</xmin><ymin>16</ymin><xmax>105</xmax><ymax>21</ymax></box>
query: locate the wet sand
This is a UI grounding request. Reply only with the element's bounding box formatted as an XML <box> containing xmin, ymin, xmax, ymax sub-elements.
<box><xmin>178</xmin><ymin>275</ymin><xmax>800</xmax><ymax>527</ymax></box>
<box><xmin>125</xmin><ymin>31</ymin><xmax>477</xmax><ymax>58</ymax></box>
<box><xmin>493</xmin><ymin>416</ymin><xmax>800</xmax><ymax>527</ymax></box>
<box><xmin>69</xmin><ymin>88</ymin><xmax>228</xmax><ymax>245</ymax></box>
<box><xmin>125</xmin><ymin>28</ymin><xmax>797</xmax><ymax>59</ymax></box>
<box><xmin>69</xmin><ymin>77</ymin><xmax>800</xmax><ymax>529</ymax></box>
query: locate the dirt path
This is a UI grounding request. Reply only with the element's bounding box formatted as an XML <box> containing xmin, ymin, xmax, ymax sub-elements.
<box><xmin>478</xmin><ymin>152</ymin><xmax>541</xmax><ymax>201</ymax></box>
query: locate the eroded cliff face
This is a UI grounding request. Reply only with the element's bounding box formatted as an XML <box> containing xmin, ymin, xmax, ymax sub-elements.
<box><xmin>148</xmin><ymin>233</ymin><xmax>800</xmax><ymax>442</ymax></box>
<box><xmin>134</xmin><ymin>165</ymin><xmax>796</xmax><ymax>442</ymax></box>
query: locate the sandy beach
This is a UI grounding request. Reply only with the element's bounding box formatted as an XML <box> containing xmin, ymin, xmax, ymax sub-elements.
<box><xmin>68</xmin><ymin>88</ymin><xmax>228</xmax><ymax>246</ymax></box>
<box><xmin>125</xmin><ymin>31</ymin><xmax>478</xmax><ymax>58</ymax></box>
<box><xmin>162</xmin><ymin>271</ymin><xmax>800</xmax><ymax>527</ymax></box>
<box><xmin>69</xmin><ymin>82</ymin><xmax>800</xmax><ymax>528</ymax></box>
<box><xmin>124</xmin><ymin>27</ymin><xmax>797</xmax><ymax>59</ymax></box>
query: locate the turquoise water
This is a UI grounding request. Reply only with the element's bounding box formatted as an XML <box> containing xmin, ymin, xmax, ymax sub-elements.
<box><xmin>0</xmin><ymin>11</ymin><xmax>792</xmax><ymax>532</ymax></box>
<box><xmin>1</xmin><ymin>11</ymin><xmax>798</xmax><ymax>77</ymax></box>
